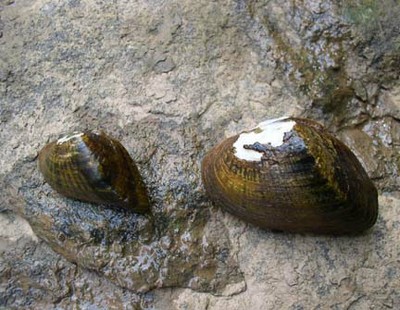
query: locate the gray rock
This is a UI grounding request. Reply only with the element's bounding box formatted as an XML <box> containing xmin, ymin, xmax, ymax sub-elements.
<box><xmin>1</xmin><ymin>0</ymin><xmax>399</xmax><ymax>308</ymax></box>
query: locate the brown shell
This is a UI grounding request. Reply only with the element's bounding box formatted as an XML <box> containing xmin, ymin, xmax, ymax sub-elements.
<box><xmin>38</xmin><ymin>131</ymin><xmax>150</xmax><ymax>213</ymax></box>
<box><xmin>201</xmin><ymin>117</ymin><xmax>378</xmax><ymax>234</ymax></box>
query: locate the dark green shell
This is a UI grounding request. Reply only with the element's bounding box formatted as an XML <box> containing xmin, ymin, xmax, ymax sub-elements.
<box><xmin>201</xmin><ymin>117</ymin><xmax>378</xmax><ymax>234</ymax></box>
<box><xmin>39</xmin><ymin>131</ymin><xmax>150</xmax><ymax>213</ymax></box>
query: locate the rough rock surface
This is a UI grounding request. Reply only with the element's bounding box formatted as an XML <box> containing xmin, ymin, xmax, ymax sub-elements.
<box><xmin>1</xmin><ymin>0</ymin><xmax>399</xmax><ymax>309</ymax></box>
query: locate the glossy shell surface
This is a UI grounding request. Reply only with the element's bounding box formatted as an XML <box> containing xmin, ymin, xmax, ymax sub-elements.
<box><xmin>39</xmin><ymin>131</ymin><xmax>150</xmax><ymax>213</ymax></box>
<box><xmin>202</xmin><ymin>117</ymin><xmax>378</xmax><ymax>234</ymax></box>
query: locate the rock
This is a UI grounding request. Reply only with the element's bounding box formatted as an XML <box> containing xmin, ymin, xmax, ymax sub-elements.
<box><xmin>1</xmin><ymin>0</ymin><xmax>399</xmax><ymax>308</ymax></box>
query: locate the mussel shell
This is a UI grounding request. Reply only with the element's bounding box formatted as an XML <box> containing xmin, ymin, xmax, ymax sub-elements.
<box><xmin>202</xmin><ymin>117</ymin><xmax>378</xmax><ymax>234</ymax></box>
<box><xmin>39</xmin><ymin>131</ymin><xmax>150</xmax><ymax>213</ymax></box>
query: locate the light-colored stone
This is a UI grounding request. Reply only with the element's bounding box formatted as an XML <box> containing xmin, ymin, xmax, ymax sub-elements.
<box><xmin>152</xmin><ymin>194</ymin><xmax>400</xmax><ymax>309</ymax></box>
<box><xmin>1</xmin><ymin>0</ymin><xmax>399</xmax><ymax>308</ymax></box>
<box><xmin>0</xmin><ymin>212</ymin><xmax>38</xmax><ymax>252</ymax></box>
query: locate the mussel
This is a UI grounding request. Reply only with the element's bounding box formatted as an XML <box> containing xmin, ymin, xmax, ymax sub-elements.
<box><xmin>38</xmin><ymin>131</ymin><xmax>150</xmax><ymax>213</ymax></box>
<box><xmin>201</xmin><ymin>117</ymin><xmax>378</xmax><ymax>234</ymax></box>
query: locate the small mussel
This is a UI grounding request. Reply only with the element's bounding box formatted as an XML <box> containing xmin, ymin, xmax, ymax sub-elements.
<box><xmin>39</xmin><ymin>131</ymin><xmax>150</xmax><ymax>213</ymax></box>
<box><xmin>202</xmin><ymin>117</ymin><xmax>378</xmax><ymax>234</ymax></box>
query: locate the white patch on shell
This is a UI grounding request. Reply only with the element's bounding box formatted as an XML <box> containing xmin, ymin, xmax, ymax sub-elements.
<box><xmin>233</xmin><ymin>116</ymin><xmax>296</xmax><ymax>161</ymax></box>
<box><xmin>56</xmin><ymin>132</ymin><xmax>84</xmax><ymax>145</ymax></box>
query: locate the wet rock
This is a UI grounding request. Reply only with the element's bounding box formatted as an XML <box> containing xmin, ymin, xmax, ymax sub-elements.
<box><xmin>0</xmin><ymin>235</ymin><xmax>144</xmax><ymax>309</ymax></box>
<box><xmin>245</xmin><ymin>0</ymin><xmax>400</xmax><ymax>190</ymax></box>
<box><xmin>2</xmin><ymin>119</ymin><xmax>244</xmax><ymax>295</ymax></box>
<box><xmin>153</xmin><ymin>195</ymin><xmax>400</xmax><ymax>309</ymax></box>
<box><xmin>1</xmin><ymin>0</ymin><xmax>400</xmax><ymax>308</ymax></box>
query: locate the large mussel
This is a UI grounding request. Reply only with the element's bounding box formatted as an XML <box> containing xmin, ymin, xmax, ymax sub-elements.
<box><xmin>201</xmin><ymin>117</ymin><xmax>378</xmax><ymax>234</ymax></box>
